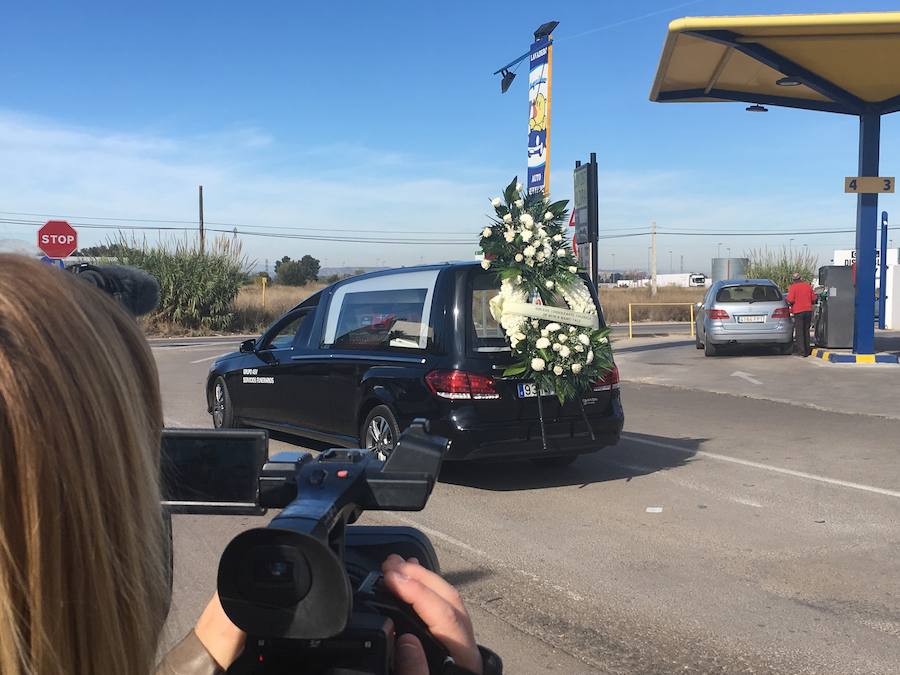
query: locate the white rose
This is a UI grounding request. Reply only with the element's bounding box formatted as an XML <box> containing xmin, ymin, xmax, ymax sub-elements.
<box><xmin>552</xmin><ymin>343</ymin><xmax>561</xmax><ymax>352</ymax></box>
<box><xmin>572</xmin><ymin>363</ymin><xmax>583</xmax><ymax>375</ymax></box>
<box><xmin>482</xmin><ymin>227</ymin><xmax>492</xmax><ymax>237</ymax></box>
<box><xmin>575</xmin><ymin>344</ymin><xmax>585</xmax><ymax>353</ymax></box>
<box><xmin>516</xmin><ymin>275</ymin><xmax>523</xmax><ymax>284</ymax></box>
<box><xmin>579</xmin><ymin>333</ymin><xmax>590</xmax><ymax>345</ymax></box>
<box><xmin>515</xmin><ymin>199</ymin><xmax>524</xmax><ymax>208</ymax></box>
<box><xmin>553</xmin><ymin>233</ymin><xmax>562</xmax><ymax>242</ymax></box>
<box><xmin>557</xmin><ymin>248</ymin><xmax>567</xmax><ymax>257</ymax></box>
<box><xmin>526</xmin><ymin>259</ymin><xmax>534</xmax><ymax>267</ymax></box>
<box><xmin>546</xmin><ymin>323</ymin><xmax>561</xmax><ymax>332</ymax></box>
<box><xmin>558</xmin><ymin>333</ymin><xmax>568</xmax><ymax>343</ymax></box>
<box><xmin>553</xmin><ymin>365</ymin><xmax>564</xmax><ymax>376</ymax></box>
<box><xmin>503</xmin><ymin>213</ymin><xmax>512</xmax><ymax>223</ymax></box>
<box><xmin>531</xmin><ymin>319</ymin><xmax>539</xmax><ymax>328</ymax></box>
<box><xmin>540</xmin><ymin>329</ymin><xmax>548</xmax><ymax>337</ymax></box>
<box><xmin>520</xmin><ymin>214</ymin><xmax>534</xmax><ymax>228</ymax></box>
<box><xmin>543</xmin><ymin>212</ymin><xmax>552</xmax><ymax>221</ymax></box>
<box><xmin>568</xmin><ymin>266</ymin><xmax>578</xmax><ymax>273</ymax></box>
<box><xmin>531</xmin><ymin>357</ymin><xmax>545</xmax><ymax>371</ymax></box>
<box><xmin>514</xmin><ymin>332</ymin><xmax>525</xmax><ymax>341</ymax></box>
<box><xmin>586</xmin><ymin>350</ymin><xmax>594</xmax><ymax>364</ymax></box>
<box><xmin>491</xmin><ymin>197</ymin><xmax>502</xmax><ymax>207</ymax></box>
<box><xmin>480</xmin><ymin>259</ymin><xmax>491</xmax><ymax>270</ymax></box>
<box><xmin>536</xmin><ymin>337</ymin><xmax>551</xmax><ymax>349</ymax></box>
<box><xmin>521</xmin><ymin>230</ymin><xmax>533</xmax><ymax>242</ymax></box>
<box><xmin>536</xmin><ymin>252</ymin><xmax>545</xmax><ymax>262</ymax></box>
<box><xmin>504</xmin><ymin>230</ymin><xmax>515</xmax><ymax>242</ymax></box>
<box><xmin>516</xmin><ymin>182</ymin><xmax>523</xmax><ymax>191</ymax></box>
<box><xmin>569</xmin><ymin>326</ymin><xmax>576</xmax><ymax>333</ymax></box>
<box><xmin>515</xmin><ymin>253</ymin><xmax>524</xmax><ymax>262</ymax></box>
<box><xmin>545</xmin><ymin>280</ymin><xmax>554</xmax><ymax>290</ymax></box>
<box><xmin>560</xmin><ymin>345</ymin><xmax>571</xmax><ymax>358</ymax></box>
<box><xmin>509</xmin><ymin>336</ymin><xmax>519</xmax><ymax>348</ymax></box>
<box><xmin>523</xmin><ymin>245</ymin><xmax>536</xmax><ymax>258</ymax></box>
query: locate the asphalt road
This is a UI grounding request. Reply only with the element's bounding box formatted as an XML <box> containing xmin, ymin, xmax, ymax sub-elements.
<box><xmin>154</xmin><ymin>338</ymin><xmax>900</xmax><ymax>674</ymax></box>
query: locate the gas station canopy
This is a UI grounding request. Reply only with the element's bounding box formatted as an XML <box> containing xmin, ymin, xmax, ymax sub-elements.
<box><xmin>650</xmin><ymin>12</ymin><xmax>900</xmax><ymax>115</ymax></box>
<box><xmin>648</xmin><ymin>12</ymin><xmax>900</xmax><ymax>357</ymax></box>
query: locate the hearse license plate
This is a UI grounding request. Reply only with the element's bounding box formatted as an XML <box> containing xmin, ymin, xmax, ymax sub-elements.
<box><xmin>737</xmin><ymin>315</ymin><xmax>766</xmax><ymax>323</ymax></box>
<box><xmin>517</xmin><ymin>383</ymin><xmax>554</xmax><ymax>398</ymax></box>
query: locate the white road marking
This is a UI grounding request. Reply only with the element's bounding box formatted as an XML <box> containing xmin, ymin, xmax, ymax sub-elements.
<box><xmin>623</xmin><ymin>433</ymin><xmax>900</xmax><ymax>499</ymax></box>
<box><xmin>152</xmin><ymin>344</ymin><xmax>232</xmax><ymax>353</ymax></box>
<box><xmin>730</xmin><ymin>370</ymin><xmax>763</xmax><ymax>385</ymax></box>
<box><xmin>645</xmin><ymin>507</ymin><xmax>663</xmax><ymax>513</ymax></box>
<box><xmin>391</xmin><ymin>514</ymin><xmax>584</xmax><ymax>602</ymax></box>
<box><xmin>190</xmin><ymin>354</ymin><xmax>222</xmax><ymax>364</ymax></box>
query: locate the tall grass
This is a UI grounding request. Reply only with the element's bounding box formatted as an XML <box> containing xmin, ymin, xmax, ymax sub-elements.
<box><xmin>232</xmin><ymin>282</ymin><xmax>326</xmax><ymax>333</ymax></box>
<box><xmin>745</xmin><ymin>246</ymin><xmax>818</xmax><ymax>290</ymax></box>
<box><xmin>598</xmin><ymin>287</ymin><xmax>706</xmax><ymax>323</ymax></box>
<box><xmin>104</xmin><ymin>235</ymin><xmax>248</xmax><ymax>332</ymax></box>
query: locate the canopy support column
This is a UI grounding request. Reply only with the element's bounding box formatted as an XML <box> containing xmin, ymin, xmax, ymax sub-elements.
<box><xmin>853</xmin><ymin>111</ymin><xmax>880</xmax><ymax>354</ymax></box>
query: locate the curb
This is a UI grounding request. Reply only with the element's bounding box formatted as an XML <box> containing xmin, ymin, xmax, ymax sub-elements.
<box><xmin>811</xmin><ymin>348</ymin><xmax>899</xmax><ymax>365</ymax></box>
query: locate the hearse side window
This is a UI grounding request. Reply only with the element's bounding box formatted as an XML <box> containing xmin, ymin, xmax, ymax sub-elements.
<box><xmin>322</xmin><ymin>271</ymin><xmax>439</xmax><ymax>350</ymax></box>
<box><xmin>259</xmin><ymin>311</ymin><xmax>308</xmax><ymax>350</ymax></box>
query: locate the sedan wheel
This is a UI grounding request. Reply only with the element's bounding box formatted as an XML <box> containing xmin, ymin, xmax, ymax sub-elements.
<box><xmin>362</xmin><ymin>405</ymin><xmax>400</xmax><ymax>461</ymax></box>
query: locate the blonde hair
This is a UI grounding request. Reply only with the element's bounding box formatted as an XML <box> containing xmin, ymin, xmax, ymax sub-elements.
<box><xmin>0</xmin><ymin>254</ymin><xmax>169</xmax><ymax>674</ymax></box>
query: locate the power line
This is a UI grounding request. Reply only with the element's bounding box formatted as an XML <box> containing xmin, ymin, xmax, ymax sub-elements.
<box><xmin>0</xmin><ymin>218</ymin><xmax>476</xmax><ymax>245</ymax></box>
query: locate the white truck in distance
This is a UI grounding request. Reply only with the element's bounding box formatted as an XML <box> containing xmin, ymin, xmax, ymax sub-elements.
<box><xmin>617</xmin><ymin>273</ymin><xmax>707</xmax><ymax>288</ymax></box>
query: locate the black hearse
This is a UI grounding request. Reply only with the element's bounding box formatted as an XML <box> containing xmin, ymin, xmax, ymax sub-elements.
<box><xmin>206</xmin><ymin>262</ymin><xmax>623</xmax><ymax>465</ymax></box>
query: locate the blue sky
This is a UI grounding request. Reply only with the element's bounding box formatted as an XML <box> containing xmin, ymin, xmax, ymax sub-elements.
<box><xmin>1</xmin><ymin>0</ymin><xmax>898</xmax><ymax>273</ymax></box>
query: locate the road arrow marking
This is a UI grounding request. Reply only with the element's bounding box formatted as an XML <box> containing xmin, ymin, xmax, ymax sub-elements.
<box><xmin>731</xmin><ymin>371</ymin><xmax>762</xmax><ymax>385</ymax></box>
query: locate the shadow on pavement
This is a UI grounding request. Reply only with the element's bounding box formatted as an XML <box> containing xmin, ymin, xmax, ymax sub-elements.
<box><xmin>438</xmin><ymin>432</ymin><xmax>702</xmax><ymax>491</ymax></box>
<box><xmin>442</xmin><ymin>567</ymin><xmax>493</xmax><ymax>588</ymax></box>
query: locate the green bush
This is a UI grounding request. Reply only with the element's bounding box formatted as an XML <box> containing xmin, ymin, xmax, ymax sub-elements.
<box><xmin>745</xmin><ymin>246</ymin><xmax>818</xmax><ymax>290</ymax></box>
<box><xmin>275</xmin><ymin>255</ymin><xmax>320</xmax><ymax>286</ymax></box>
<box><xmin>103</xmin><ymin>235</ymin><xmax>248</xmax><ymax>331</ymax></box>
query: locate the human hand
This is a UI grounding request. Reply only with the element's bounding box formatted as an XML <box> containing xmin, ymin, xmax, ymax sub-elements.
<box><xmin>383</xmin><ymin>554</ymin><xmax>482</xmax><ymax>675</ymax></box>
<box><xmin>194</xmin><ymin>592</ymin><xmax>246</xmax><ymax>670</ymax></box>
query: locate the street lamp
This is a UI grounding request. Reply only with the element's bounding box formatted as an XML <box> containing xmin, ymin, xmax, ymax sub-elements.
<box><xmin>789</xmin><ymin>238</ymin><xmax>794</xmax><ymax>252</ymax></box>
<box><xmin>493</xmin><ymin>21</ymin><xmax>559</xmax><ymax>93</ymax></box>
<box><xmin>669</xmin><ymin>250</ymin><xmax>673</xmax><ymax>273</ymax></box>
<box><xmin>717</xmin><ymin>242</ymin><xmax>722</xmax><ymax>258</ymax></box>
<box><xmin>727</xmin><ymin>247</ymin><xmax>731</xmax><ymax>257</ymax></box>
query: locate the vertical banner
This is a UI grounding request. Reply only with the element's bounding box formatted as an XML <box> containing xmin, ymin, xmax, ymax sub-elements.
<box><xmin>527</xmin><ymin>36</ymin><xmax>552</xmax><ymax>195</ymax></box>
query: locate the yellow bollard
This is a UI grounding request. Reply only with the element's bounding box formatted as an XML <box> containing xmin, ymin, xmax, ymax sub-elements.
<box><xmin>261</xmin><ymin>276</ymin><xmax>267</xmax><ymax>309</ymax></box>
<box><xmin>690</xmin><ymin>303</ymin><xmax>695</xmax><ymax>337</ymax></box>
<box><xmin>628</xmin><ymin>304</ymin><xmax>633</xmax><ymax>339</ymax></box>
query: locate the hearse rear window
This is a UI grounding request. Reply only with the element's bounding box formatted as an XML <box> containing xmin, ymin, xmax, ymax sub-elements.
<box><xmin>470</xmin><ymin>271</ymin><xmax>604</xmax><ymax>353</ymax></box>
<box><xmin>323</xmin><ymin>270</ymin><xmax>438</xmax><ymax>350</ymax></box>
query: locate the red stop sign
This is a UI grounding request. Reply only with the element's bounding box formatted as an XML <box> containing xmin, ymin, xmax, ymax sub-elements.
<box><xmin>37</xmin><ymin>220</ymin><xmax>78</xmax><ymax>258</ymax></box>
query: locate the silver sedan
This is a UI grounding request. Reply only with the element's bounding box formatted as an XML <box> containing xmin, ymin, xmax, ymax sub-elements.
<box><xmin>695</xmin><ymin>279</ymin><xmax>794</xmax><ymax>356</ymax></box>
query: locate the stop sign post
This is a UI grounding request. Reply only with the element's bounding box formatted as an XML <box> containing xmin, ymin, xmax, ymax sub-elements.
<box><xmin>37</xmin><ymin>220</ymin><xmax>78</xmax><ymax>259</ymax></box>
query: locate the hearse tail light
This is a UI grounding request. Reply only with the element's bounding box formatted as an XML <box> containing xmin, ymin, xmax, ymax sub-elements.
<box><xmin>425</xmin><ymin>370</ymin><xmax>500</xmax><ymax>400</ymax></box>
<box><xmin>592</xmin><ymin>365</ymin><xmax>620</xmax><ymax>392</ymax></box>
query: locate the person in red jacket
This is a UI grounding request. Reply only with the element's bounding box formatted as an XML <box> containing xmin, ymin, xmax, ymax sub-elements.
<box><xmin>785</xmin><ymin>272</ymin><xmax>817</xmax><ymax>356</ymax></box>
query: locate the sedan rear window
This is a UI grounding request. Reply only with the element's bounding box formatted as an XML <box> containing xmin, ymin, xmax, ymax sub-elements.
<box><xmin>716</xmin><ymin>285</ymin><xmax>782</xmax><ymax>303</ymax></box>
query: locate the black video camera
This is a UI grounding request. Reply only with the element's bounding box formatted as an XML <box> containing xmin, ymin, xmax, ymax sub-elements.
<box><xmin>161</xmin><ymin>420</ymin><xmax>481</xmax><ymax>675</ymax></box>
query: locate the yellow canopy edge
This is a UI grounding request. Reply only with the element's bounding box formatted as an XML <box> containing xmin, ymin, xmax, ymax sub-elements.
<box><xmin>650</xmin><ymin>12</ymin><xmax>900</xmax><ymax>109</ymax></box>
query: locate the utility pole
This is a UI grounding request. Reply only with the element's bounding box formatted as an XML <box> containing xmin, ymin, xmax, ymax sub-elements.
<box><xmin>650</xmin><ymin>221</ymin><xmax>657</xmax><ymax>297</ymax></box>
<box><xmin>199</xmin><ymin>185</ymin><xmax>205</xmax><ymax>255</ymax></box>
<box><xmin>680</xmin><ymin>254</ymin><xmax>684</xmax><ymax>274</ymax></box>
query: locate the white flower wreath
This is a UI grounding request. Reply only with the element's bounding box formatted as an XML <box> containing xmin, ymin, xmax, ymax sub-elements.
<box><xmin>479</xmin><ymin>177</ymin><xmax>613</xmax><ymax>404</ymax></box>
